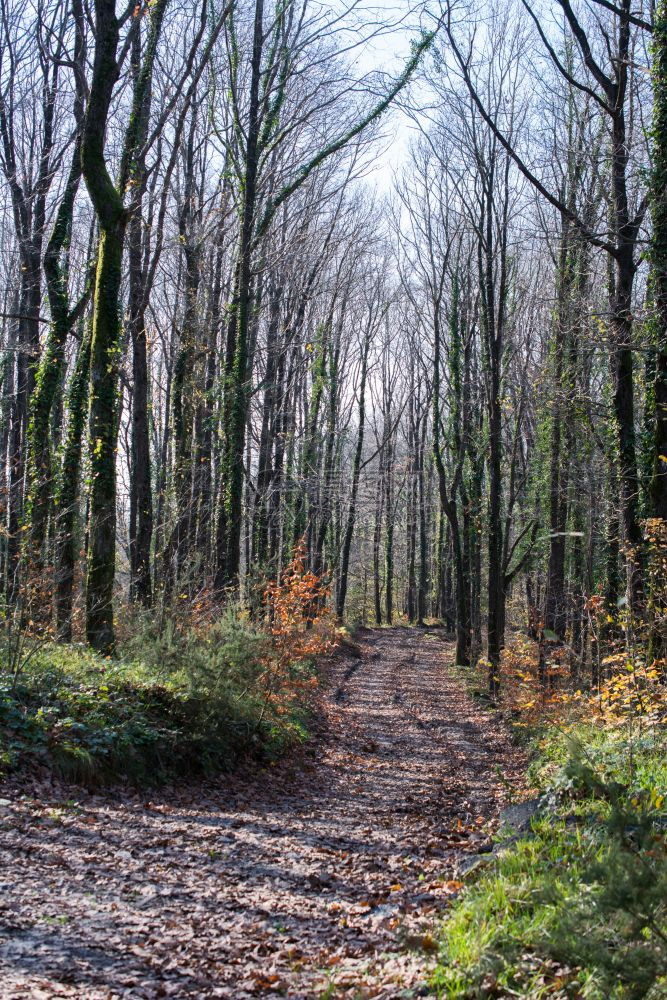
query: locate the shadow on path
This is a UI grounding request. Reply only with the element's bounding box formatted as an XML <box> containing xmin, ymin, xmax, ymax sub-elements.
<box><xmin>0</xmin><ymin>627</ymin><xmax>525</xmax><ymax>998</ymax></box>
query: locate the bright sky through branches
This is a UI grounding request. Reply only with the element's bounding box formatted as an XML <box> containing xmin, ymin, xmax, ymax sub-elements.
<box><xmin>328</xmin><ymin>0</ymin><xmax>433</xmax><ymax>191</ymax></box>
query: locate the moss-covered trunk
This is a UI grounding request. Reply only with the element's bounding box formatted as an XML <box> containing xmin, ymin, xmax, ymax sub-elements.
<box><xmin>216</xmin><ymin>0</ymin><xmax>264</xmax><ymax>591</ymax></box>
<box><xmin>79</xmin><ymin>0</ymin><xmax>123</xmax><ymax>651</ymax></box>
<box><xmin>26</xmin><ymin>0</ymin><xmax>86</xmax><ymax>564</ymax></box>
<box><xmin>81</xmin><ymin>0</ymin><xmax>167</xmax><ymax>650</ymax></box>
<box><xmin>85</xmin><ymin>225</ymin><xmax>124</xmax><ymax>652</ymax></box>
<box><xmin>55</xmin><ymin>323</ymin><xmax>92</xmax><ymax>640</ymax></box>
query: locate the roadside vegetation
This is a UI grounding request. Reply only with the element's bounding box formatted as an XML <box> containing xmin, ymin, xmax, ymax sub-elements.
<box><xmin>0</xmin><ymin>548</ymin><xmax>333</xmax><ymax>785</ymax></box>
<box><xmin>432</xmin><ymin>626</ymin><xmax>667</xmax><ymax>1000</ymax></box>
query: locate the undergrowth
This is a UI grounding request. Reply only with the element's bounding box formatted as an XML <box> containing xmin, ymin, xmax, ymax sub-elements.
<box><xmin>0</xmin><ymin>547</ymin><xmax>333</xmax><ymax>785</ymax></box>
<box><xmin>431</xmin><ymin>722</ymin><xmax>667</xmax><ymax>999</ymax></box>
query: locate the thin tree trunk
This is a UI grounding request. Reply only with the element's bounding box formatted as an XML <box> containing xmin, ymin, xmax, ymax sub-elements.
<box><xmin>336</xmin><ymin>331</ymin><xmax>367</xmax><ymax>616</ymax></box>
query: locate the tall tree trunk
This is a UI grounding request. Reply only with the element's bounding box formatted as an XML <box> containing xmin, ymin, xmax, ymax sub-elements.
<box><xmin>127</xmin><ymin>25</ymin><xmax>155</xmax><ymax>608</ymax></box>
<box><xmin>481</xmin><ymin>162</ymin><xmax>505</xmax><ymax>697</ymax></box>
<box><xmin>384</xmin><ymin>435</ymin><xmax>394</xmax><ymax>626</ymax></box>
<box><xmin>128</xmin><ymin>237</ymin><xmax>153</xmax><ymax>606</ymax></box>
<box><xmin>336</xmin><ymin>330</ymin><xmax>370</xmax><ymax>618</ymax></box>
<box><xmin>169</xmin><ymin>117</ymin><xmax>202</xmax><ymax>589</ymax></box>
<box><xmin>55</xmin><ymin>323</ymin><xmax>92</xmax><ymax>640</ymax></box>
<box><xmin>544</xmin><ymin>241</ymin><xmax>569</xmax><ymax>640</ymax></box>
<box><xmin>373</xmin><ymin>456</ymin><xmax>384</xmax><ymax>625</ymax></box>
<box><xmin>406</xmin><ymin>382</ymin><xmax>417</xmax><ymax>623</ymax></box>
<box><xmin>82</xmin><ymin>0</ymin><xmax>167</xmax><ymax>650</ymax></box>
<box><xmin>608</xmin><ymin>8</ymin><xmax>643</xmax><ymax>611</ymax></box>
<box><xmin>651</xmin><ymin>1</ymin><xmax>667</xmax><ymax>521</ymax></box>
<box><xmin>432</xmin><ymin>294</ymin><xmax>470</xmax><ymax>666</ymax></box>
<box><xmin>217</xmin><ymin>0</ymin><xmax>264</xmax><ymax>590</ymax></box>
<box><xmin>25</xmin><ymin>0</ymin><xmax>86</xmax><ymax>566</ymax></box>
<box><xmin>253</xmin><ymin>274</ymin><xmax>283</xmax><ymax>570</ymax></box>
<box><xmin>27</xmin><ymin>145</ymin><xmax>84</xmax><ymax>562</ymax></box>
<box><xmin>417</xmin><ymin>410</ymin><xmax>428</xmax><ymax>625</ymax></box>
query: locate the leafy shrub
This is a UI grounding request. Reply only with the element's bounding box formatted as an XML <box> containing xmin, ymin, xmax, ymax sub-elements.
<box><xmin>0</xmin><ymin>564</ymin><xmax>333</xmax><ymax>786</ymax></box>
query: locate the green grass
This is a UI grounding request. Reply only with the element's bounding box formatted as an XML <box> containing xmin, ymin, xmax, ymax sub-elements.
<box><xmin>0</xmin><ymin>613</ymin><xmax>316</xmax><ymax>785</ymax></box>
<box><xmin>431</xmin><ymin>724</ymin><xmax>667</xmax><ymax>999</ymax></box>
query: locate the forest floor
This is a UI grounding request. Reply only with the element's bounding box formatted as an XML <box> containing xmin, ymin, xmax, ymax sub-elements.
<box><xmin>0</xmin><ymin>627</ymin><xmax>526</xmax><ymax>999</ymax></box>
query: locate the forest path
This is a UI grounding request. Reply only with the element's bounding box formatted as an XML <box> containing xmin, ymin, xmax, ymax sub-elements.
<box><xmin>0</xmin><ymin>627</ymin><xmax>525</xmax><ymax>999</ymax></box>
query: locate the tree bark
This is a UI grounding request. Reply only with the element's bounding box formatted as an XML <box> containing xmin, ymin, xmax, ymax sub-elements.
<box><xmin>82</xmin><ymin>0</ymin><xmax>167</xmax><ymax>650</ymax></box>
<box><xmin>336</xmin><ymin>329</ymin><xmax>371</xmax><ymax>618</ymax></box>
<box><xmin>652</xmin><ymin>2</ymin><xmax>667</xmax><ymax>521</ymax></box>
<box><xmin>55</xmin><ymin>323</ymin><xmax>92</xmax><ymax>640</ymax></box>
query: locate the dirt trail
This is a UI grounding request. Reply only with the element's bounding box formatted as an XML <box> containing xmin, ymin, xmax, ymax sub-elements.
<box><xmin>0</xmin><ymin>627</ymin><xmax>524</xmax><ymax>999</ymax></box>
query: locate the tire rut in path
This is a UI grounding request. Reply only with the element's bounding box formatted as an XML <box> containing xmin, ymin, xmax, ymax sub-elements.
<box><xmin>0</xmin><ymin>627</ymin><xmax>525</xmax><ymax>998</ymax></box>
